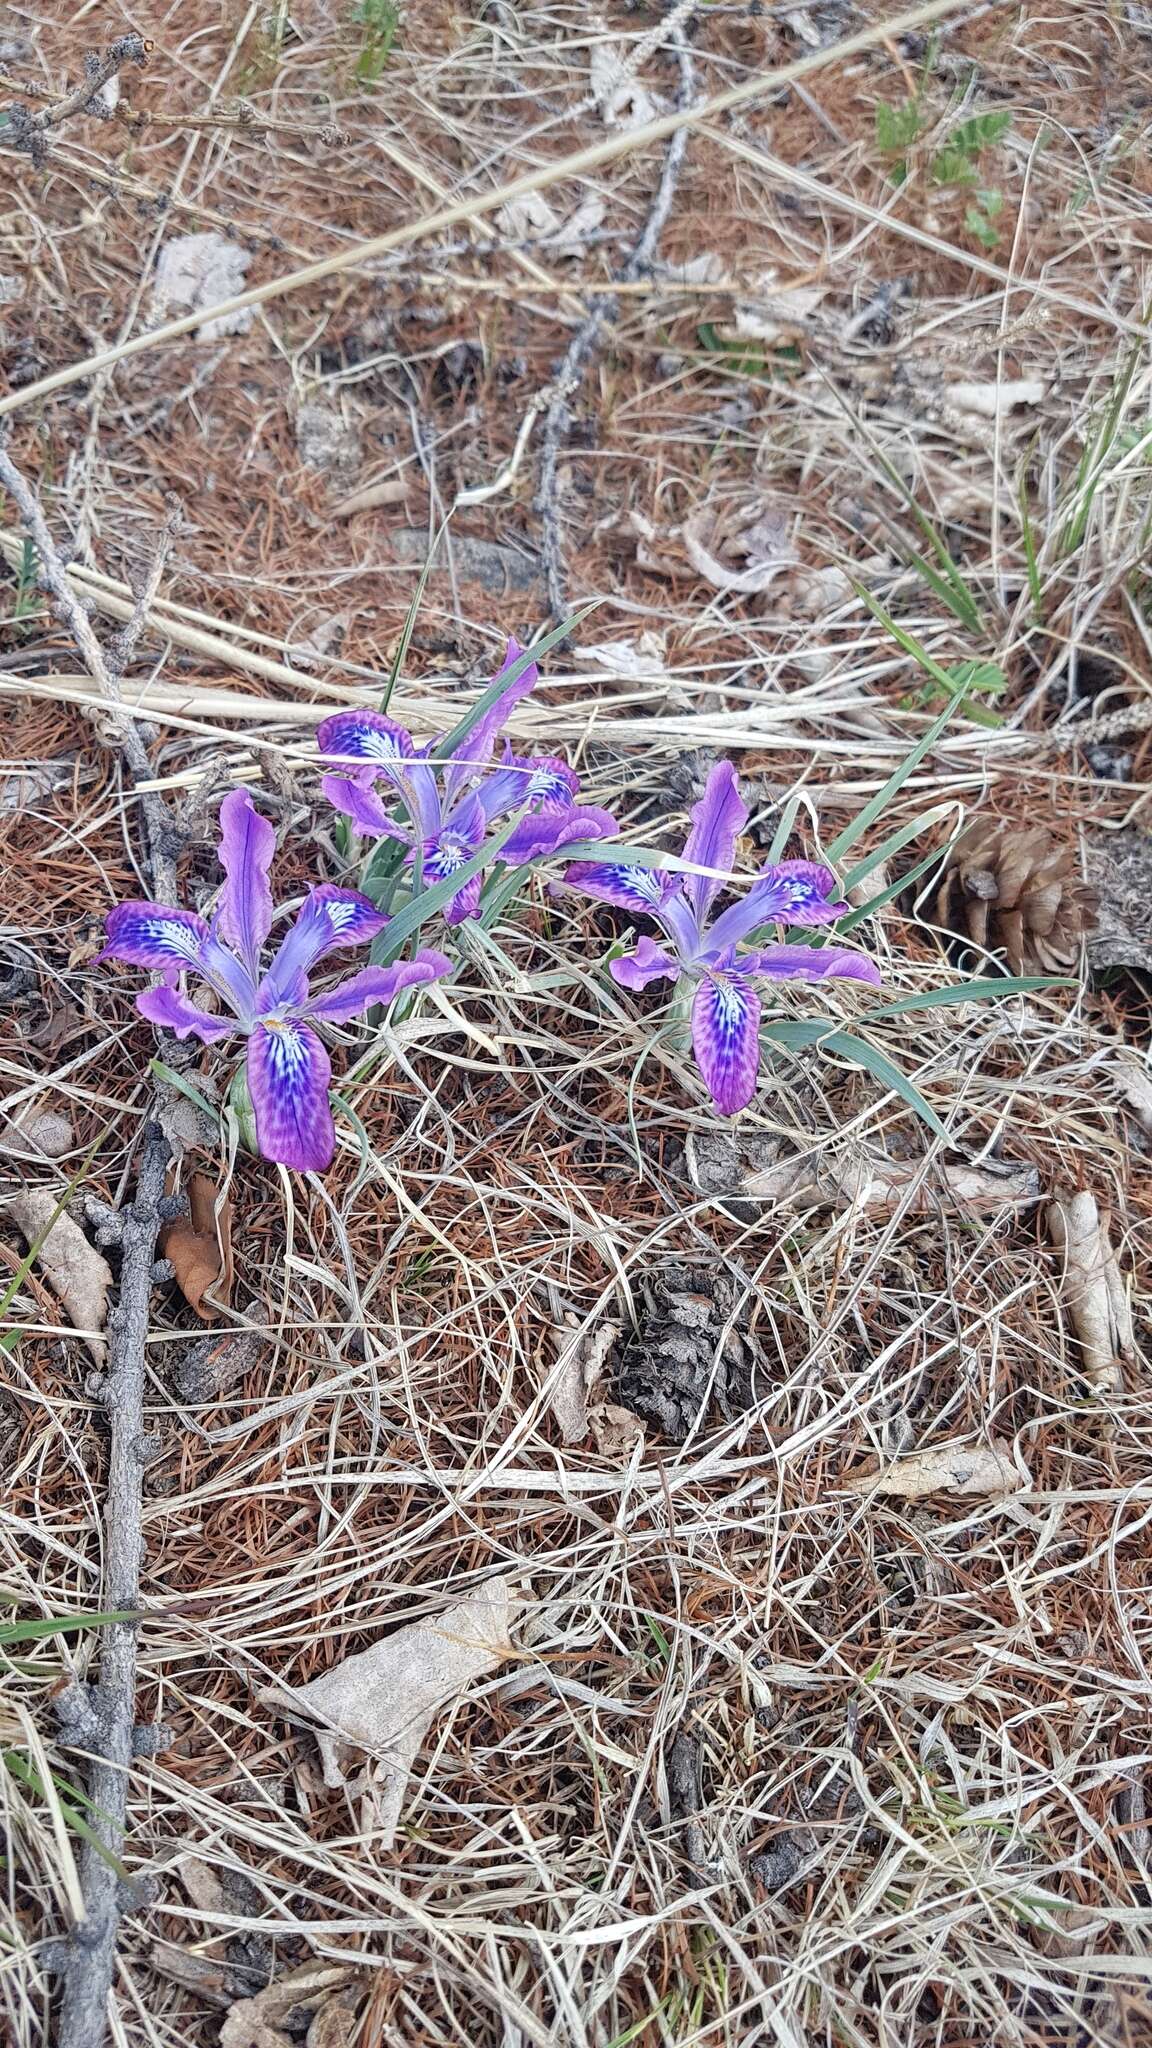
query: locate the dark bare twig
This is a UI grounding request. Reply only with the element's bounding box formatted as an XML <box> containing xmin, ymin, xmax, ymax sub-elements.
<box><xmin>52</xmin><ymin>1125</ymin><xmax>174</xmax><ymax>2048</ymax></box>
<box><xmin>0</xmin><ymin>440</ymin><xmax>180</xmax><ymax>899</ymax></box>
<box><xmin>2</xmin><ymin>35</ymin><xmax>149</xmax><ymax>166</ymax></box>
<box><xmin>536</xmin><ymin>15</ymin><xmax>697</xmax><ymax>623</ymax></box>
<box><xmin>0</xmin><ymin>450</ymin><xmax>187</xmax><ymax>2045</ymax></box>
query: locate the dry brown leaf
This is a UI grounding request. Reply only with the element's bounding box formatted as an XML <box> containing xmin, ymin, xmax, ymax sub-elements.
<box><xmin>220</xmin><ymin>1963</ymin><xmax>358</xmax><ymax>2048</ymax></box>
<box><xmin>161</xmin><ymin>1171</ymin><xmax>233</xmax><ymax>1322</ymax></box>
<box><xmin>0</xmin><ymin>1103</ymin><xmax>73</xmax><ymax>1160</ymax></box>
<box><xmin>2</xmin><ymin>1193</ymin><xmax>112</xmax><ymax>1366</ymax></box>
<box><xmin>1046</xmin><ymin>1191</ymin><xmax>1134</xmax><ymax>1401</ymax></box>
<box><xmin>548</xmin><ymin>1316</ymin><xmax>623</xmax><ymax>1444</ymax></box>
<box><xmin>843</xmin><ymin>1443</ymin><xmax>1025</xmax><ymax>1498</ymax></box>
<box><xmin>681</xmin><ymin>498</ymin><xmax>798</xmax><ymax>595</ymax></box>
<box><xmin>590</xmin><ymin>1402</ymin><xmax>645</xmax><ymax>1459</ymax></box>
<box><xmin>686</xmin><ymin>1129</ymin><xmax>1040</xmax><ymax>1217</ymax></box>
<box><xmin>1112</xmin><ymin>1050</ymin><xmax>1152</xmax><ymax>1134</ymax></box>
<box><xmin>306</xmin><ymin>1989</ymin><xmax>363</xmax><ymax>2048</ymax></box>
<box><xmin>259</xmin><ymin>1578</ymin><xmax>523</xmax><ymax>1848</ymax></box>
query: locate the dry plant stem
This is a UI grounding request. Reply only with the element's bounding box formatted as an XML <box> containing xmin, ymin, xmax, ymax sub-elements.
<box><xmin>3</xmin><ymin>35</ymin><xmax>148</xmax><ymax>162</ymax></box>
<box><xmin>0</xmin><ymin>443</ymin><xmax>178</xmax><ymax>900</ymax></box>
<box><xmin>54</xmin><ymin>1123</ymin><xmax>171</xmax><ymax>2048</ymax></box>
<box><xmin>538</xmin><ymin>21</ymin><xmax>697</xmax><ymax>619</ymax></box>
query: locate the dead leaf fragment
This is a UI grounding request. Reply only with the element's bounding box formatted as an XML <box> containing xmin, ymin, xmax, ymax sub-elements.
<box><xmin>1046</xmin><ymin>1191</ymin><xmax>1134</xmax><ymax>1400</ymax></box>
<box><xmin>220</xmin><ymin>1963</ymin><xmax>358</xmax><ymax>2048</ymax></box>
<box><xmin>2</xmin><ymin>1193</ymin><xmax>112</xmax><ymax>1366</ymax></box>
<box><xmin>590</xmin><ymin>41</ymin><xmax>662</xmax><ymax>127</ymax></box>
<box><xmin>549</xmin><ymin>1316</ymin><xmax>623</xmax><ymax>1444</ymax></box>
<box><xmin>1112</xmin><ymin>1050</ymin><xmax>1152</xmax><ymax>1134</ymax></box>
<box><xmin>686</xmin><ymin>1129</ymin><xmax>1041</xmax><ymax>1217</ymax></box>
<box><xmin>944</xmin><ymin>378</ymin><xmax>1047</xmax><ymax>417</ymax></box>
<box><xmin>0</xmin><ymin>1103</ymin><xmax>73</xmax><ymax>1160</ymax></box>
<box><xmin>843</xmin><ymin>1443</ymin><xmax>1025</xmax><ymax>1498</ymax></box>
<box><xmin>161</xmin><ymin>1171</ymin><xmax>233</xmax><ymax>1322</ymax></box>
<box><xmin>682</xmin><ymin>497</ymin><xmax>797</xmax><ymax>595</ymax></box>
<box><xmin>150</xmin><ymin>232</ymin><xmax>252</xmax><ymax>339</ymax></box>
<box><xmin>259</xmin><ymin>1578</ymin><xmax>522</xmax><ymax>1849</ymax></box>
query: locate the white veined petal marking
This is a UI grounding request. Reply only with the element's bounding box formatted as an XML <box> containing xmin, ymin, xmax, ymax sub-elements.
<box><xmin>363</xmin><ymin>732</ymin><xmax>403</xmax><ymax>763</ymax></box>
<box><xmin>144</xmin><ymin>919</ymin><xmax>203</xmax><ymax>962</ymax></box>
<box><xmin>262</xmin><ymin>1018</ymin><xmax>309</xmax><ymax>1079</ymax></box>
<box><xmin>711</xmin><ymin>976</ymin><xmax>748</xmax><ymax>1041</ymax></box>
<box><xmin>426</xmin><ymin>834</ymin><xmax>470</xmax><ymax>877</ymax></box>
<box><xmin>323</xmin><ymin>899</ymin><xmax>361</xmax><ymax>932</ymax></box>
<box><xmin>526</xmin><ymin>764</ymin><xmax>572</xmax><ymax>802</ymax></box>
<box><xmin>609</xmin><ymin>865</ymin><xmax>663</xmax><ymax>904</ymax></box>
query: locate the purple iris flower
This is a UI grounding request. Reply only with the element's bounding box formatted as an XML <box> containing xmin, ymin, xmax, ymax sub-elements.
<box><xmin>317</xmin><ymin>639</ymin><xmax>617</xmax><ymax>924</ymax></box>
<box><xmin>565</xmin><ymin>761</ymin><xmax>881</xmax><ymax>1116</ymax></box>
<box><xmin>99</xmin><ymin>789</ymin><xmax>451</xmax><ymax>1173</ymax></box>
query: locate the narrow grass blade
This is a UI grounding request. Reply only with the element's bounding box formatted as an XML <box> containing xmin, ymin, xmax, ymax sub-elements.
<box><xmin>866</xmin><ymin>974</ymin><xmax>1069</xmax><ymax>1018</ymax></box>
<box><xmin>763</xmin><ymin>1017</ymin><xmax>949</xmax><ymax>1139</ymax></box>
<box><xmin>431</xmin><ymin>607</ymin><xmax>595</xmax><ymax>764</ymax></box>
<box><xmin>827</xmin><ymin>605</ymin><xmax>964</xmax><ymax>864</ymax></box>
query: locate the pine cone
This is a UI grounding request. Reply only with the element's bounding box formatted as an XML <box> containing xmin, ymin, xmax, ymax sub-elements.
<box><xmin>932</xmin><ymin>820</ymin><xmax>1096</xmax><ymax>974</ymax></box>
<box><xmin>613</xmin><ymin>1263</ymin><xmax>758</xmax><ymax>1441</ymax></box>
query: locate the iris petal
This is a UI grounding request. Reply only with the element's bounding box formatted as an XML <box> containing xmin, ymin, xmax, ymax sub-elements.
<box><xmin>563</xmin><ymin>861</ymin><xmax>673</xmax><ymax>914</ymax></box>
<box><xmin>259</xmin><ymin>886</ymin><xmax>388</xmax><ymax>1007</ymax></box>
<box><xmin>136</xmin><ymin>986</ymin><xmax>234</xmax><ymax>1044</ymax></box>
<box><xmin>681</xmin><ymin>761</ymin><xmax>747</xmax><ymax>924</ymax></box>
<box><xmin>216</xmin><ymin>788</ymin><xmax>276</xmax><ymax>977</ymax></box>
<box><xmin>690</xmin><ymin>972</ymin><xmax>761</xmax><ymax>1115</ymax></box>
<box><xmin>707</xmin><ymin>862</ymin><xmax>849</xmax><ymax>952</ymax></box>
<box><xmin>734</xmin><ymin>944</ymin><xmax>881</xmax><ymax>985</ymax></box>
<box><xmin>246</xmin><ymin>1020</ymin><xmax>335</xmax><ymax>1172</ymax></box>
<box><xmin>303</xmin><ymin>953</ymin><xmax>451</xmax><ymax>1022</ymax></box>
<box><xmin>609</xmin><ymin>938</ymin><xmax>681</xmax><ymax>990</ymax></box>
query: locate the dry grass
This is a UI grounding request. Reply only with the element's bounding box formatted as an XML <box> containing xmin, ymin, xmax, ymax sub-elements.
<box><xmin>2</xmin><ymin>2</ymin><xmax>1151</xmax><ymax>2044</ymax></box>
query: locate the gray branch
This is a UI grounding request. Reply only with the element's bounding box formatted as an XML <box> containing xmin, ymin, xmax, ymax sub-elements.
<box><xmin>54</xmin><ymin>1122</ymin><xmax>170</xmax><ymax>2048</ymax></box>
<box><xmin>537</xmin><ymin>16</ymin><xmax>697</xmax><ymax>623</ymax></box>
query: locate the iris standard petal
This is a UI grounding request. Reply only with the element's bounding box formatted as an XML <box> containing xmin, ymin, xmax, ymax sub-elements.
<box><xmin>216</xmin><ymin>788</ymin><xmax>276</xmax><ymax>977</ymax></box>
<box><xmin>609</xmin><ymin>937</ymin><xmax>681</xmax><ymax>990</ymax></box>
<box><xmin>302</xmin><ymin>952</ymin><xmax>452</xmax><ymax>1023</ymax></box>
<box><xmin>706</xmin><ymin>861</ymin><xmax>850</xmax><ymax>952</ymax></box>
<box><xmin>681</xmin><ymin>760</ymin><xmax>747</xmax><ymax>924</ymax></box>
<box><xmin>136</xmin><ymin>985</ymin><xmax>234</xmax><ymax>1043</ymax></box>
<box><xmin>444</xmin><ymin>873</ymin><xmax>485</xmax><ymax>925</ymax></box>
<box><xmin>733</xmin><ymin>944</ymin><xmax>881</xmax><ymax>984</ymax></box>
<box><xmin>260</xmin><ymin>885</ymin><xmax>388</xmax><ymax>1006</ymax></box>
<box><xmin>442</xmin><ymin>638</ymin><xmax>540</xmax><ymax>804</ymax></box>
<box><xmin>246</xmin><ymin>1019</ymin><xmax>336</xmax><ymax>1173</ymax></box>
<box><xmin>322</xmin><ymin>773</ymin><xmax>413</xmax><ymax>841</ymax></box>
<box><xmin>691</xmin><ymin>972</ymin><xmax>762</xmax><ymax>1116</ymax></box>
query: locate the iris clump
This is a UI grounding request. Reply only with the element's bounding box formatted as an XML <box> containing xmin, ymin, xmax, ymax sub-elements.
<box><xmin>101</xmin><ymin>635</ymin><xmax>881</xmax><ymax>1169</ymax></box>
<box><xmin>318</xmin><ymin>639</ymin><xmax>616</xmax><ymax>923</ymax></box>
<box><xmin>99</xmin><ymin>789</ymin><xmax>450</xmax><ymax>1171</ymax></box>
<box><xmin>564</xmin><ymin>761</ymin><xmax>880</xmax><ymax>1113</ymax></box>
